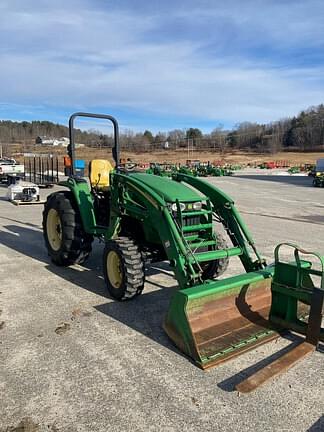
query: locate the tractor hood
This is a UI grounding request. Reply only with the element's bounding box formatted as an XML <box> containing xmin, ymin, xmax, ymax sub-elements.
<box><xmin>130</xmin><ymin>173</ymin><xmax>204</xmax><ymax>202</ymax></box>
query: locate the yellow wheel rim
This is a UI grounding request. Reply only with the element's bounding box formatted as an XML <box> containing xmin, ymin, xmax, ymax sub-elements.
<box><xmin>107</xmin><ymin>250</ymin><xmax>123</xmax><ymax>289</ymax></box>
<box><xmin>46</xmin><ymin>208</ymin><xmax>63</xmax><ymax>251</ymax></box>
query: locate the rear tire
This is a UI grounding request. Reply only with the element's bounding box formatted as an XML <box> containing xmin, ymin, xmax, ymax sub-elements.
<box><xmin>43</xmin><ymin>191</ymin><xmax>93</xmax><ymax>266</ymax></box>
<box><xmin>201</xmin><ymin>233</ymin><xmax>229</xmax><ymax>280</ymax></box>
<box><xmin>103</xmin><ymin>237</ymin><xmax>145</xmax><ymax>301</ymax></box>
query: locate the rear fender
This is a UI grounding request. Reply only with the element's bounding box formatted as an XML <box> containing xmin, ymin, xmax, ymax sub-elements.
<box><xmin>59</xmin><ymin>179</ymin><xmax>96</xmax><ymax>233</ymax></box>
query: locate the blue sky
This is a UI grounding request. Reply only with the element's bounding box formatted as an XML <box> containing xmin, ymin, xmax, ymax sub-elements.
<box><xmin>0</xmin><ymin>0</ymin><xmax>324</xmax><ymax>133</ymax></box>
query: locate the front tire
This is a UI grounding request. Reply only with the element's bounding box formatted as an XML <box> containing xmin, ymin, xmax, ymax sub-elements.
<box><xmin>200</xmin><ymin>233</ymin><xmax>229</xmax><ymax>280</ymax></box>
<box><xmin>43</xmin><ymin>191</ymin><xmax>93</xmax><ymax>266</ymax></box>
<box><xmin>103</xmin><ymin>237</ymin><xmax>145</xmax><ymax>301</ymax></box>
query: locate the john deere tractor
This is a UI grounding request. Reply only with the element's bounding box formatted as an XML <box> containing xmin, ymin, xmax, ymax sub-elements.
<box><xmin>43</xmin><ymin>113</ymin><xmax>323</xmax><ymax>389</ymax></box>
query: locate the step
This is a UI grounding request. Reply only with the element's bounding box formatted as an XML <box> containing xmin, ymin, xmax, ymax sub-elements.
<box><xmin>188</xmin><ymin>240</ymin><xmax>217</xmax><ymax>249</ymax></box>
<box><xmin>182</xmin><ymin>223</ymin><xmax>213</xmax><ymax>233</ymax></box>
<box><xmin>188</xmin><ymin>247</ymin><xmax>242</xmax><ymax>263</ymax></box>
<box><xmin>183</xmin><ymin>234</ymin><xmax>200</xmax><ymax>241</ymax></box>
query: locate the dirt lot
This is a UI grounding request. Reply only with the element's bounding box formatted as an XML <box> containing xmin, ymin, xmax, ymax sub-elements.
<box><xmin>7</xmin><ymin>142</ymin><xmax>324</xmax><ymax>167</ymax></box>
<box><xmin>72</xmin><ymin>149</ymin><xmax>324</xmax><ymax>166</ymax></box>
<box><xmin>1</xmin><ymin>172</ymin><xmax>324</xmax><ymax>431</ymax></box>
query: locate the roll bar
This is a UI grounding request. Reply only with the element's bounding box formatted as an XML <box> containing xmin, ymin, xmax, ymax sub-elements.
<box><xmin>68</xmin><ymin>112</ymin><xmax>120</xmax><ymax>175</ymax></box>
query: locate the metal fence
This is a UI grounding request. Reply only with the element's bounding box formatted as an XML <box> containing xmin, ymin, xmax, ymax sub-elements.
<box><xmin>23</xmin><ymin>155</ymin><xmax>59</xmax><ymax>186</ymax></box>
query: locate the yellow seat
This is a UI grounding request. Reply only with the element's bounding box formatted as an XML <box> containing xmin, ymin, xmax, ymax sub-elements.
<box><xmin>89</xmin><ymin>159</ymin><xmax>113</xmax><ymax>189</ymax></box>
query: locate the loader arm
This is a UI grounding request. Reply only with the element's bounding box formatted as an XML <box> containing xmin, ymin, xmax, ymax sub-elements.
<box><xmin>173</xmin><ymin>173</ymin><xmax>265</xmax><ymax>272</ymax></box>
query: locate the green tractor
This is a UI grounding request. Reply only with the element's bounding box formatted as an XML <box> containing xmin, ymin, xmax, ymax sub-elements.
<box><xmin>43</xmin><ymin>113</ymin><xmax>324</xmax><ymax>389</ymax></box>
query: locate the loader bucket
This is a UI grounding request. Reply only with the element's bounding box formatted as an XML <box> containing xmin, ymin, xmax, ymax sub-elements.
<box><xmin>164</xmin><ymin>268</ymin><xmax>278</xmax><ymax>369</ymax></box>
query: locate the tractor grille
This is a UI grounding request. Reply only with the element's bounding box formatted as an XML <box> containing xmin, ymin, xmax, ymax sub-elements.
<box><xmin>182</xmin><ymin>215</ymin><xmax>201</xmax><ymax>237</ymax></box>
<box><xmin>183</xmin><ymin>215</ymin><xmax>200</xmax><ymax>226</ymax></box>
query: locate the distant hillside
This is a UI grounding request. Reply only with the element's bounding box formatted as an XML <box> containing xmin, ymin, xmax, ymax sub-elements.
<box><xmin>0</xmin><ymin>120</ymin><xmax>102</xmax><ymax>146</ymax></box>
<box><xmin>1</xmin><ymin>103</ymin><xmax>324</xmax><ymax>153</ymax></box>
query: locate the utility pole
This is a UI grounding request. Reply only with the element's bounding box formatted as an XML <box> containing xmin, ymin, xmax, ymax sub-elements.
<box><xmin>187</xmin><ymin>138</ymin><xmax>194</xmax><ymax>160</ymax></box>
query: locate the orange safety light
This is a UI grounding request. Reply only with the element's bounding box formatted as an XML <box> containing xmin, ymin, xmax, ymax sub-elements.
<box><xmin>64</xmin><ymin>156</ymin><xmax>72</xmax><ymax>167</ymax></box>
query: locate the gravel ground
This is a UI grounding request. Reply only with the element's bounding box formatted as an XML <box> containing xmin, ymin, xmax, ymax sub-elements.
<box><xmin>0</xmin><ymin>173</ymin><xmax>323</xmax><ymax>432</ymax></box>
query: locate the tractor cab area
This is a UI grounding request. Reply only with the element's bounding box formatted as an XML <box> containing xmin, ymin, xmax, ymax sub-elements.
<box><xmin>89</xmin><ymin>159</ymin><xmax>113</xmax><ymax>227</ymax></box>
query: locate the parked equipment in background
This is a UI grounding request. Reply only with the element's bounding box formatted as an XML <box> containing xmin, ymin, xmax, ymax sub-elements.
<box><xmin>305</xmin><ymin>164</ymin><xmax>316</xmax><ymax>176</ymax></box>
<box><xmin>146</xmin><ymin>162</ymin><xmax>175</xmax><ymax>176</ymax></box>
<box><xmin>7</xmin><ymin>180</ymin><xmax>40</xmax><ymax>204</ymax></box>
<box><xmin>288</xmin><ymin>166</ymin><xmax>301</xmax><ymax>174</ymax></box>
<box><xmin>313</xmin><ymin>158</ymin><xmax>324</xmax><ymax>187</ymax></box>
<box><xmin>23</xmin><ymin>155</ymin><xmax>59</xmax><ymax>187</ymax></box>
<box><xmin>0</xmin><ymin>158</ymin><xmax>24</xmax><ymax>184</ymax></box>
<box><xmin>259</xmin><ymin>160</ymin><xmax>290</xmax><ymax>169</ymax></box>
<box><xmin>42</xmin><ymin>113</ymin><xmax>323</xmax><ymax>390</ymax></box>
<box><xmin>145</xmin><ymin>161</ymin><xmax>234</xmax><ymax>178</ymax></box>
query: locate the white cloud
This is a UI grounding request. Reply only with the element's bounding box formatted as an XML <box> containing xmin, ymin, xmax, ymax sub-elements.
<box><xmin>0</xmin><ymin>0</ymin><xmax>323</xmax><ymax>127</ymax></box>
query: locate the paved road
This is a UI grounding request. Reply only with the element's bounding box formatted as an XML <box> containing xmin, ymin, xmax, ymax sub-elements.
<box><xmin>0</xmin><ymin>175</ymin><xmax>323</xmax><ymax>432</ymax></box>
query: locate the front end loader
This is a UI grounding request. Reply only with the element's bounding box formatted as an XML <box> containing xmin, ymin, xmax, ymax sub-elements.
<box><xmin>43</xmin><ymin>113</ymin><xmax>323</xmax><ymax>389</ymax></box>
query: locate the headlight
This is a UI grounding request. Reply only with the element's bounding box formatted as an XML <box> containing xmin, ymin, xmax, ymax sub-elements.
<box><xmin>192</xmin><ymin>202</ymin><xmax>202</xmax><ymax>211</ymax></box>
<box><xmin>171</xmin><ymin>202</ymin><xmax>186</xmax><ymax>212</ymax></box>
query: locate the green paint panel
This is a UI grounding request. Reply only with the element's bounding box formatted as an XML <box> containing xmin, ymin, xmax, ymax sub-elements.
<box><xmin>130</xmin><ymin>173</ymin><xmax>204</xmax><ymax>202</ymax></box>
<box><xmin>183</xmin><ymin>268</ymin><xmax>274</xmax><ymax>299</ymax></box>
